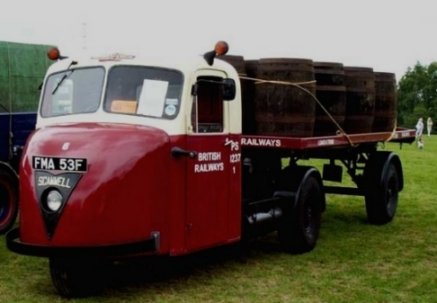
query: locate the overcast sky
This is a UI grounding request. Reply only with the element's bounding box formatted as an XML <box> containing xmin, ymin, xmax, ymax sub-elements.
<box><xmin>1</xmin><ymin>0</ymin><xmax>436</xmax><ymax>81</ymax></box>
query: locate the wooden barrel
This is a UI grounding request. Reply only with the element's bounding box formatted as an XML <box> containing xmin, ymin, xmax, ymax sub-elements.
<box><xmin>241</xmin><ymin>60</ymin><xmax>259</xmax><ymax>134</ymax></box>
<box><xmin>313</xmin><ymin>62</ymin><xmax>347</xmax><ymax>136</ymax></box>
<box><xmin>254</xmin><ymin>58</ymin><xmax>316</xmax><ymax>137</ymax></box>
<box><xmin>218</xmin><ymin>55</ymin><xmax>246</xmax><ymax>75</ymax></box>
<box><xmin>219</xmin><ymin>55</ymin><xmax>260</xmax><ymax>134</ymax></box>
<box><xmin>245</xmin><ymin>59</ymin><xmax>259</xmax><ymax>78</ymax></box>
<box><xmin>344</xmin><ymin>66</ymin><xmax>375</xmax><ymax>134</ymax></box>
<box><xmin>372</xmin><ymin>72</ymin><xmax>397</xmax><ymax>132</ymax></box>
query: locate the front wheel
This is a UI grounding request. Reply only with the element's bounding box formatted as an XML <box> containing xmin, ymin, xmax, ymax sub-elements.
<box><xmin>0</xmin><ymin>168</ymin><xmax>18</xmax><ymax>234</ymax></box>
<box><xmin>278</xmin><ymin>167</ymin><xmax>324</xmax><ymax>253</ymax></box>
<box><xmin>49</xmin><ymin>257</ymin><xmax>106</xmax><ymax>297</ymax></box>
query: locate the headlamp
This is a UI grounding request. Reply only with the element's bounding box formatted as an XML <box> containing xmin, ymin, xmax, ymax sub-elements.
<box><xmin>45</xmin><ymin>189</ymin><xmax>63</xmax><ymax>212</ymax></box>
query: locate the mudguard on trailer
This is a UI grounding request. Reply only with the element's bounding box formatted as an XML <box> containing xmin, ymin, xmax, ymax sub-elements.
<box><xmin>276</xmin><ymin>166</ymin><xmax>325</xmax><ymax>253</ymax></box>
<box><xmin>276</xmin><ymin>165</ymin><xmax>326</xmax><ymax>211</ymax></box>
<box><xmin>371</xmin><ymin>151</ymin><xmax>404</xmax><ymax>191</ymax></box>
<box><xmin>363</xmin><ymin>151</ymin><xmax>403</xmax><ymax>224</ymax></box>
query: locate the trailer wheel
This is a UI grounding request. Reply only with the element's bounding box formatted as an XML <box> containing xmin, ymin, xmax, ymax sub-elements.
<box><xmin>364</xmin><ymin>152</ymin><xmax>401</xmax><ymax>225</ymax></box>
<box><xmin>49</xmin><ymin>257</ymin><xmax>105</xmax><ymax>297</ymax></box>
<box><xmin>278</xmin><ymin>167</ymin><xmax>324</xmax><ymax>253</ymax></box>
<box><xmin>0</xmin><ymin>168</ymin><xmax>18</xmax><ymax>234</ymax></box>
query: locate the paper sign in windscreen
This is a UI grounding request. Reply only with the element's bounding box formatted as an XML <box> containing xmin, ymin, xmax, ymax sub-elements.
<box><xmin>137</xmin><ymin>79</ymin><xmax>169</xmax><ymax>117</ymax></box>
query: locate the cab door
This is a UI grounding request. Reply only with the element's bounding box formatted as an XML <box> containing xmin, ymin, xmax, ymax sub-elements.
<box><xmin>185</xmin><ymin>70</ymin><xmax>239</xmax><ymax>251</ymax></box>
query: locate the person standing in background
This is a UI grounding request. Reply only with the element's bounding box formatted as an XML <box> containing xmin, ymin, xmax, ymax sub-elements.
<box><xmin>416</xmin><ymin>117</ymin><xmax>424</xmax><ymax>139</ymax></box>
<box><xmin>416</xmin><ymin>117</ymin><xmax>425</xmax><ymax>149</ymax></box>
<box><xmin>427</xmin><ymin>117</ymin><xmax>433</xmax><ymax>136</ymax></box>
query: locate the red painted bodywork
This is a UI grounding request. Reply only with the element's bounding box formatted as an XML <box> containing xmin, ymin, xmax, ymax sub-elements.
<box><xmin>185</xmin><ymin>134</ymin><xmax>241</xmax><ymax>251</ymax></box>
<box><xmin>19</xmin><ymin>123</ymin><xmax>242</xmax><ymax>256</ymax></box>
<box><xmin>20</xmin><ymin>123</ymin><xmax>171</xmax><ymax>249</ymax></box>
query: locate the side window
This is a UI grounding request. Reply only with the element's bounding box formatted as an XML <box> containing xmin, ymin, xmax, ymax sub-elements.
<box><xmin>192</xmin><ymin>76</ymin><xmax>224</xmax><ymax>133</ymax></box>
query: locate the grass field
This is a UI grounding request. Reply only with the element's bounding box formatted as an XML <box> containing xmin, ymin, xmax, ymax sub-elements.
<box><xmin>1</xmin><ymin>136</ymin><xmax>436</xmax><ymax>303</ymax></box>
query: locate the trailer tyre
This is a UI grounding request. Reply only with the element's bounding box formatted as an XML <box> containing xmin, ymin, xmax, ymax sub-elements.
<box><xmin>0</xmin><ymin>168</ymin><xmax>19</xmax><ymax>234</ymax></box>
<box><xmin>278</xmin><ymin>167</ymin><xmax>323</xmax><ymax>254</ymax></box>
<box><xmin>50</xmin><ymin>257</ymin><xmax>106</xmax><ymax>298</ymax></box>
<box><xmin>364</xmin><ymin>152</ymin><xmax>400</xmax><ymax>225</ymax></box>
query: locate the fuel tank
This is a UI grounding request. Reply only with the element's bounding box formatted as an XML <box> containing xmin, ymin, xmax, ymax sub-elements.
<box><xmin>19</xmin><ymin>123</ymin><xmax>171</xmax><ymax>248</ymax></box>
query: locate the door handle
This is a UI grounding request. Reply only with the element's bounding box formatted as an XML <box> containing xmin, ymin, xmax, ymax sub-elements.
<box><xmin>171</xmin><ymin>147</ymin><xmax>198</xmax><ymax>158</ymax></box>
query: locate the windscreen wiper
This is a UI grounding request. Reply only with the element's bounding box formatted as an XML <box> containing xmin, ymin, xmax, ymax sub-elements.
<box><xmin>52</xmin><ymin>60</ymin><xmax>78</xmax><ymax>95</ymax></box>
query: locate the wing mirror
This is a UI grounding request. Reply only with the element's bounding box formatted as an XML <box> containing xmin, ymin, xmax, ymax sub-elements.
<box><xmin>222</xmin><ymin>78</ymin><xmax>236</xmax><ymax>101</ymax></box>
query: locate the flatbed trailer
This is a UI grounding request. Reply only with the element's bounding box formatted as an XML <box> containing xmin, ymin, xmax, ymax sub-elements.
<box><xmin>239</xmin><ymin>128</ymin><xmax>415</xmax><ymax>245</ymax></box>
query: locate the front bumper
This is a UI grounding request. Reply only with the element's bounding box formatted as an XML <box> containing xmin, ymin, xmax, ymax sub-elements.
<box><xmin>6</xmin><ymin>228</ymin><xmax>159</xmax><ymax>258</ymax></box>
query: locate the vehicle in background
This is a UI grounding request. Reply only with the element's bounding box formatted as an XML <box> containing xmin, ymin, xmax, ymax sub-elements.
<box><xmin>0</xmin><ymin>41</ymin><xmax>54</xmax><ymax>233</ymax></box>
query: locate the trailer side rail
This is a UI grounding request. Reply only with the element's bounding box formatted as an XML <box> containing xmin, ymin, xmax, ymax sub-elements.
<box><xmin>241</xmin><ymin>128</ymin><xmax>416</xmax><ymax>150</ymax></box>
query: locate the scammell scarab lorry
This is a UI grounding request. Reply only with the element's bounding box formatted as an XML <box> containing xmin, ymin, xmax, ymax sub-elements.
<box><xmin>6</xmin><ymin>42</ymin><xmax>415</xmax><ymax>297</ymax></box>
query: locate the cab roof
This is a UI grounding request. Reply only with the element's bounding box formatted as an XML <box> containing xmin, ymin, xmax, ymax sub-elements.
<box><xmin>46</xmin><ymin>54</ymin><xmax>238</xmax><ymax>78</ymax></box>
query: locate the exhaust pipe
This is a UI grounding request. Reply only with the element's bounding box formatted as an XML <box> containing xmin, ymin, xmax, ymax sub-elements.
<box><xmin>247</xmin><ymin>207</ymin><xmax>283</xmax><ymax>225</ymax></box>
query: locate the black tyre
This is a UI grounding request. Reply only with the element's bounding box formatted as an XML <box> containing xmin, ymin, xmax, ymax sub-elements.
<box><xmin>0</xmin><ymin>168</ymin><xmax>19</xmax><ymax>234</ymax></box>
<box><xmin>49</xmin><ymin>257</ymin><xmax>106</xmax><ymax>297</ymax></box>
<box><xmin>364</xmin><ymin>152</ymin><xmax>401</xmax><ymax>225</ymax></box>
<box><xmin>278</xmin><ymin>167</ymin><xmax>324</xmax><ymax>253</ymax></box>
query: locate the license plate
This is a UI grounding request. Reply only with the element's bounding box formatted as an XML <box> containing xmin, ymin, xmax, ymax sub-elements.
<box><xmin>32</xmin><ymin>156</ymin><xmax>87</xmax><ymax>172</ymax></box>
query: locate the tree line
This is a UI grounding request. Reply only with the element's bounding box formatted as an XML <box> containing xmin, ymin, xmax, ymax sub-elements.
<box><xmin>397</xmin><ymin>62</ymin><xmax>437</xmax><ymax>129</ymax></box>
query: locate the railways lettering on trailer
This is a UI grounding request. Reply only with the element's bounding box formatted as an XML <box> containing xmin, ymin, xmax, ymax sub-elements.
<box><xmin>241</xmin><ymin>137</ymin><xmax>282</xmax><ymax>147</ymax></box>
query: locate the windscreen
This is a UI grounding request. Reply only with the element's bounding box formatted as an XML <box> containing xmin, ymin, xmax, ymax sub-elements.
<box><xmin>104</xmin><ymin>66</ymin><xmax>183</xmax><ymax>119</ymax></box>
<box><xmin>41</xmin><ymin>67</ymin><xmax>105</xmax><ymax>117</ymax></box>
